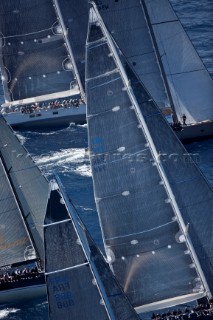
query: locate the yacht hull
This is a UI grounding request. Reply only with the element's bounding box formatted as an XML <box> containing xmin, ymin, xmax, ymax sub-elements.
<box><xmin>176</xmin><ymin>121</ymin><xmax>213</xmax><ymax>142</ymax></box>
<box><xmin>0</xmin><ymin>283</ymin><xmax>46</xmax><ymax>306</ymax></box>
<box><xmin>2</xmin><ymin>104</ymin><xmax>86</xmax><ymax>129</ymax></box>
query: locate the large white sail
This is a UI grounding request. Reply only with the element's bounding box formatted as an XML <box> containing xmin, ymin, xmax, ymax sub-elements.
<box><xmin>93</xmin><ymin>0</ymin><xmax>169</xmax><ymax>110</ymax></box>
<box><xmin>0</xmin><ymin>0</ymin><xmax>75</xmax><ymax>104</ymax></box>
<box><xmin>93</xmin><ymin>0</ymin><xmax>213</xmax><ymax>125</ymax></box>
<box><xmin>143</xmin><ymin>0</ymin><xmax>213</xmax><ymax>123</ymax></box>
<box><xmin>0</xmin><ymin>116</ymin><xmax>49</xmax><ymax>268</ymax></box>
<box><xmin>0</xmin><ymin>157</ymin><xmax>32</xmax><ymax>266</ymax></box>
<box><xmin>86</xmin><ymin>4</ymin><xmax>213</xmax><ymax>312</ymax></box>
<box><xmin>44</xmin><ymin>179</ymin><xmax>140</xmax><ymax>319</ymax></box>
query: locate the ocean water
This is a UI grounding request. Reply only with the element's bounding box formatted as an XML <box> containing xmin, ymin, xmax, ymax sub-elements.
<box><xmin>0</xmin><ymin>0</ymin><xmax>213</xmax><ymax>319</ymax></box>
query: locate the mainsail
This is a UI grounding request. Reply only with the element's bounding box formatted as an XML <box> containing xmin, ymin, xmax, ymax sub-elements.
<box><xmin>55</xmin><ymin>0</ymin><xmax>89</xmax><ymax>96</ymax></box>
<box><xmin>86</xmin><ymin>4</ymin><xmax>213</xmax><ymax>312</ymax></box>
<box><xmin>0</xmin><ymin>116</ymin><xmax>49</xmax><ymax>268</ymax></box>
<box><xmin>0</xmin><ymin>0</ymin><xmax>75</xmax><ymax>104</ymax></box>
<box><xmin>93</xmin><ymin>0</ymin><xmax>213</xmax><ymax>124</ymax></box>
<box><xmin>44</xmin><ymin>178</ymin><xmax>140</xmax><ymax>320</ymax></box>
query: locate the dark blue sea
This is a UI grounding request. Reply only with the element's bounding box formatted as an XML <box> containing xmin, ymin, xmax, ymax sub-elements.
<box><xmin>0</xmin><ymin>0</ymin><xmax>213</xmax><ymax>318</ymax></box>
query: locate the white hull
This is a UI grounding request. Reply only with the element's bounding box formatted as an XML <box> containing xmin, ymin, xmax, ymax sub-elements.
<box><xmin>0</xmin><ymin>283</ymin><xmax>46</xmax><ymax>306</ymax></box>
<box><xmin>2</xmin><ymin>104</ymin><xmax>86</xmax><ymax>129</ymax></box>
<box><xmin>176</xmin><ymin>121</ymin><xmax>213</xmax><ymax>141</ymax></box>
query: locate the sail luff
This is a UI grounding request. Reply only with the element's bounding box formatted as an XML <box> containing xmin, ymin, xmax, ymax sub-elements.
<box><xmin>140</xmin><ymin>0</ymin><xmax>178</xmax><ymax>122</ymax></box>
<box><xmin>0</xmin><ymin>155</ymin><xmax>36</xmax><ymax>259</ymax></box>
<box><xmin>52</xmin><ymin>0</ymin><xmax>85</xmax><ymax>99</ymax></box>
<box><xmin>54</xmin><ymin>175</ymin><xmax>115</xmax><ymax>319</ymax></box>
<box><xmin>91</xmin><ymin>2</ymin><xmax>210</xmax><ymax>298</ymax></box>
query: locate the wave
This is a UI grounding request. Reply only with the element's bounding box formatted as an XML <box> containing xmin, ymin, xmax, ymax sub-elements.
<box><xmin>33</xmin><ymin>148</ymin><xmax>91</xmax><ymax>177</ymax></box>
<box><xmin>0</xmin><ymin>308</ymin><xmax>20</xmax><ymax>319</ymax></box>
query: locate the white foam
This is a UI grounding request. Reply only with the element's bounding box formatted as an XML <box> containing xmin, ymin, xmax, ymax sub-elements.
<box><xmin>33</xmin><ymin>148</ymin><xmax>91</xmax><ymax>177</ymax></box>
<box><xmin>15</xmin><ymin>133</ymin><xmax>27</xmax><ymax>145</ymax></box>
<box><xmin>74</xmin><ymin>164</ymin><xmax>91</xmax><ymax>177</ymax></box>
<box><xmin>0</xmin><ymin>308</ymin><xmax>20</xmax><ymax>319</ymax></box>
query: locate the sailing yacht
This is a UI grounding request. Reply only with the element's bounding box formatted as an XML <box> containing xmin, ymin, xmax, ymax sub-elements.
<box><xmin>0</xmin><ymin>115</ymin><xmax>48</xmax><ymax>304</ymax></box>
<box><xmin>86</xmin><ymin>3</ymin><xmax>213</xmax><ymax>314</ymax></box>
<box><xmin>0</xmin><ymin>0</ymin><xmax>86</xmax><ymax>129</ymax></box>
<box><xmin>44</xmin><ymin>176</ymin><xmax>140</xmax><ymax>320</ymax></box>
<box><xmin>93</xmin><ymin>0</ymin><xmax>213</xmax><ymax>141</ymax></box>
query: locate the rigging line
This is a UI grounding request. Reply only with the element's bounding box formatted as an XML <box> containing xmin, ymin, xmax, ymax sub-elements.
<box><xmin>44</xmin><ymin>218</ymin><xmax>71</xmax><ymax>227</ymax></box>
<box><xmin>88</xmin><ymin>76</ymin><xmax>121</xmax><ymax>90</ymax></box>
<box><xmin>45</xmin><ymin>262</ymin><xmax>89</xmax><ymax>275</ymax></box>
<box><xmin>168</xmin><ymin>68</ymin><xmax>206</xmax><ymax>76</ymax></box>
<box><xmin>151</xmin><ymin>19</ymin><xmax>179</xmax><ymax>26</ymax></box>
<box><xmin>127</xmin><ymin>50</ymin><xmax>155</xmax><ymax>59</ymax></box>
<box><xmin>105</xmin><ymin>221</ymin><xmax>175</xmax><ymax>242</ymax></box>
<box><xmin>2</xmin><ymin>27</ymin><xmax>54</xmax><ymax>39</ymax></box>
<box><xmin>86</xmin><ymin>68</ymin><xmax>118</xmax><ymax>82</ymax></box>
<box><xmin>95</xmin><ymin>181</ymin><xmax>167</xmax><ymax>203</ymax></box>
<box><xmin>88</xmin><ymin>39</ymin><xmax>107</xmax><ymax>49</ymax></box>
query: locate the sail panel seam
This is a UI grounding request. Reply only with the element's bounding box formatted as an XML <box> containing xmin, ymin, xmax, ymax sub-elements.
<box><xmin>45</xmin><ymin>262</ymin><xmax>89</xmax><ymax>275</ymax></box>
<box><xmin>151</xmin><ymin>19</ymin><xmax>179</xmax><ymax>26</ymax></box>
<box><xmin>105</xmin><ymin>220</ymin><xmax>175</xmax><ymax>241</ymax></box>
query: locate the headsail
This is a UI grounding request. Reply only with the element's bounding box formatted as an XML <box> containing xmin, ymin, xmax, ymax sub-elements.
<box><xmin>0</xmin><ymin>116</ymin><xmax>49</xmax><ymax>268</ymax></box>
<box><xmin>44</xmin><ymin>178</ymin><xmax>140</xmax><ymax>320</ymax></box>
<box><xmin>0</xmin><ymin>0</ymin><xmax>75</xmax><ymax>104</ymax></box>
<box><xmin>143</xmin><ymin>0</ymin><xmax>213</xmax><ymax>123</ymax></box>
<box><xmin>54</xmin><ymin>0</ymin><xmax>89</xmax><ymax>97</ymax></box>
<box><xmin>0</xmin><ymin>156</ymin><xmax>32</xmax><ymax>266</ymax></box>
<box><xmin>86</xmin><ymin>4</ymin><xmax>213</xmax><ymax>312</ymax></box>
<box><xmin>93</xmin><ymin>0</ymin><xmax>213</xmax><ymax>124</ymax></box>
<box><xmin>93</xmin><ymin>0</ymin><xmax>169</xmax><ymax>110</ymax></box>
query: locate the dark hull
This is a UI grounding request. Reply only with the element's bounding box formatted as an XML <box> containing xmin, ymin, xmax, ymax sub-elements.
<box><xmin>0</xmin><ymin>275</ymin><xmax>46</xmax><ymax>306</ymax></box>
<box><xmin>11</xmin><ymin>114</ymin><xmax>86</xmax><ymax>130</ymax></box>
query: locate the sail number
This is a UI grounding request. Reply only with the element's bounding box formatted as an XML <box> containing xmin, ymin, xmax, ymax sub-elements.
<box><xmin>96</xmin><ymin>1</ymin><xmax>109</xmax><ymax>10</ymax></box>
<box><xmin>49</xmin><ymin>276</ymin><xmax>75</xmax><ymax>309</ymax></box>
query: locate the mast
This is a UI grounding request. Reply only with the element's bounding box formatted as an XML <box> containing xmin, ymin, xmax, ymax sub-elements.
<box><xmin>52</xmin><ymin>0</ymin><xmax>85</xmax><ymax>100</ymax></box>
<box><xmin>140</xmin><ymin>0</ymin><xmax>178</xmax><ymax>123</ymax></box>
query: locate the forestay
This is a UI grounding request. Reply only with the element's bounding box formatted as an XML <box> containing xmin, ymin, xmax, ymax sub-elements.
<box><xmin>44</xmin><ymin>181</ymin><xmax>140</xmax><ymax>320</ymax></box>
<box><xmin>0</xmin><ymin>0</ymin><xmax>74</xmax><ymax>103</ymax></box>
<box><xmin>93</xmin><ymin>0</ymin><xmax>168</xmax><ymax>110</ymax></box>
<box><xmin>0</xmin><ymin>157</ymin><xmax>32</xmax><ymax>266</ymax></box>
<box><xmin>86</xmin><ymin>5</ymin><xmax>213</xmax><ymax>311</ymax></box>
<box><xmin>144</xmin><ymin>0</ymin><xmax>213</xmax><ymax>123</ymax></box>
<box><xmin>0</xmin><ymin>116</ymin><xmax>49</xmax><ymax>268</ymax></box>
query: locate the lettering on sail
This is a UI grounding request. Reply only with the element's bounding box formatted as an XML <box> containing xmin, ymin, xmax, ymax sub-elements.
<box><xmin>95</xmin><ymin>0</ymin><xmax>109</xmax><ymax>11</ymax></box>
<box><xmin>49</xmin><ymin>275</ymin><xmax>74</xmax><ymax>309</ymax></box>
